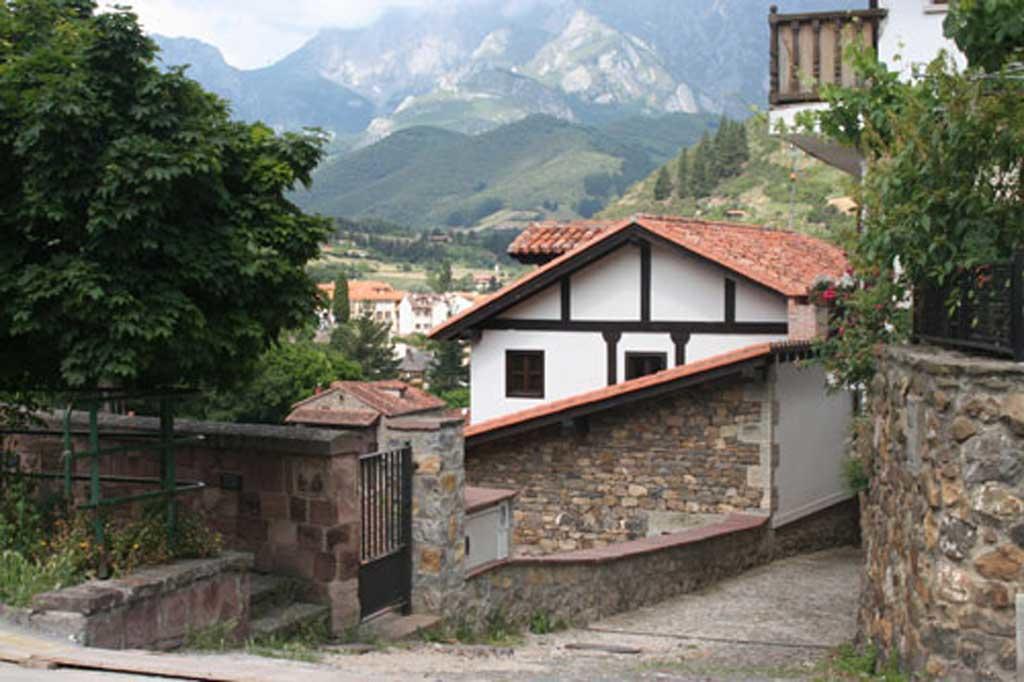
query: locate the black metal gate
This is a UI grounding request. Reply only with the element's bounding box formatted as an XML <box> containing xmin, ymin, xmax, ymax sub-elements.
<box><xmin>358</xmin><ymin>445</ymin><xmax>413</xmax><ymax>619</ymax></box>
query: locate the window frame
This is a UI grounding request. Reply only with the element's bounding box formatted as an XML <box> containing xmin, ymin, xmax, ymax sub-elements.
<box><xmin>505</xmin><ymin>350</ymin><xmax>545</xmax><ymax>399</ymax></box>
<box><xmin>624</xmin><ymin>352</ymin><xmax>668</xmax><ymax>381</ymax></box>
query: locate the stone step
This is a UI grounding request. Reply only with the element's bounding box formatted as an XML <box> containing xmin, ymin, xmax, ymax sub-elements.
<box><xmin>248</xmin><ymin>574</ymin><xmax>298</xmax><ymax>620</ymax></box>
<box><xmin>361</xmin><ymin>612</ymin><xmax>441</xmax><ymax>642</ymax></box>
<box><xmin>248</xmin><ymin>602</ymin><xmax>329</xmax><ymax>640</ymax></box>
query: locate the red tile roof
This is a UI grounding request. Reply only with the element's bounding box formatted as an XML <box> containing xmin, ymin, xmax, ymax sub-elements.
<box><xmin>285</xmin><ymin>407</ymin><xmax>380</xmax><ymax>428</ymax></box>
<box><xmin>431</xmin><ymin>216</ymin><xmax>846</xmax><ymax>340</ymax></box>
<box><xmin>465</xmin><ymin>486</ymin><xmax>518</xmax><ymax>514</ymax></box>
<box><xmin>465</xmin><ymin>342</ymin><xmax>788</xmax><ymax>442</ymax></box>
<box><xmin>507</xmin><ymin>220</ymin><xmax>608</xmax><ymax>260</ymax></box>
<box><xmin>348</xmin><ymin>280</ymin><xmax>405</xmax><ymax>303</ymax></box>
<box><xmin>330</xmin><ymin>380</ymin><xmax>446</xmax><ymax>417</ymax></box>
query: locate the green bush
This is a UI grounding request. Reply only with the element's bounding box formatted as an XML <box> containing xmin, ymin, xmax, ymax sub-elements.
<box><xmin>0</xmin><ymin>548</ymin><xmax>82</xmax><ymax>607</ymax></box>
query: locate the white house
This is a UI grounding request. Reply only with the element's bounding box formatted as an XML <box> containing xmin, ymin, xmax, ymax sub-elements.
<box><xmin>397</xmin><ymin>292</ymin><xmax>476</xmax><ymax>337</ymax></box>
<box><xmin>430</xmin><ymin>215</ymin><xmax>847</xmax><ymax>425</ymax></box>
<box><xmin>768</xmin><ymin>0</ymin><xmax>964</xmax><ymax>174</ymax></box>
<box><xmin>349</xmin><ymin>280</ymin><xmax>405</xmax><ymax>336</ymax></box>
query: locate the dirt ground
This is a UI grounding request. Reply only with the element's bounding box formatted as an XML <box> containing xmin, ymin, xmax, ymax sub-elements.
<box><xmin>0</xmin><ymin>547</ymin><xmax>862</xmax><ymax>682</ymax></box>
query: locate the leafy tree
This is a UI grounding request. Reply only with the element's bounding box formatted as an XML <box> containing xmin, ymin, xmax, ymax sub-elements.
<box><xmin>653</xmin><ymin>166</ymin><xmax>672</xmax><ymax>201</ymax></box>
<box><xmin>427</xmin><ymin>341</ymin><xmax>467</xmax><ymax>394</ymax></box>
<box><xmin>330</xmin><ymin>316</ymin><xmax>400</xmax><ymax>380</ymax></box>
<box><xmin>0</xmin><ymin>1</ymin><xmax>330</xmax><ymax>392</ymax></box>
<box><xmin>943</xmin><ymin>0</ymin><xmax>1024</xmax><ymax>72</ymax></box>
<box><xmin>675</xmin><ymin>149</ymin><xmax>690</xmax><ymax>198</ymax></box>
<box><xmin>332</xmin><ymin>277</ymin><xmax>350</xmax><ymax>323</ymax></box>
<box><xmin>428</xmin><ymin>261</ymin><xmax>454</xmax><ymax>293</ymax></box>
<box><xmin>808</xmin><ymin>2</ymin><xmax>1024</xmax><ymax>387</ymax></box>
<box><xmin>194</xmin><ymin>338</ymin><xmax>361</xmax><ymax>424</ymax></box>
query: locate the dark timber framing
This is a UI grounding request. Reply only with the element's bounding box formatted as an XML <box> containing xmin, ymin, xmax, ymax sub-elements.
<box><xmin>639</xmin><ymin>241</ymin><xmax>651</xmax><ymax>322</ymax></box>
<box><xmin>671</xmin><ymin>331</ymin><xmax>691</xmax><ymax>366</ymax></box>
<box><xmin>560</xmin><ymin>277</ymin><xmax>570</xmax><ymax>322</ymax></box>
<box><xmin>432</xmin><ymin>222</ymin><xmax>789</xmax><ymax>341</ymax></box>
<box><xmin>725</xmin><ymin>278</ymin><xmax>736</xmax><ymax>323</ymax></box>
<box><xmin>480</xmin><ymin>319</ymin><xmax>787</xmax><ymax>335</ymax></box>
<box><xmin>602</xmin><ymin>330</ymin><xmax>621</xmax><ymax>386</ymax></box>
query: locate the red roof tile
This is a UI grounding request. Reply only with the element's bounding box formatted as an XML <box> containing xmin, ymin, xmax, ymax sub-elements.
<box><xmin>330</xmin><ymin>380</ymin><xmax>446</xmax><ymax>417</ymax></box>
<box><xmin>465</xmin><ymin>343</ymin><xmax>778</xmax><ymax>441</ymax></box>
<box><xmin>507</xmin><ymin>220</ymin><xmax>609</xmax><ymax>259</ymax></box>
<box><xmin>431</xmin><ymin>216</ymin><xmax>846</xmax><ymax>340</ymax></box>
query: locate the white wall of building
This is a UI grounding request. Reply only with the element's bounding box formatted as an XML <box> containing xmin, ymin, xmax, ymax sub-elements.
<box><xmin>650</xmin><ymin>244</ymin><xmax>723</xmax><ymax>321</ymax></box>
<box><xmin>772</xmin><ymin>362</ymin><xmax>854</xmax><ymax>528</ymax></box>
<box><xmin>878</xmin><ymin>1</ymin><xmax>964</xmax><ymax>74</ymax></box>
<box><xmin>470</xmin><ymin>330</ymin><xmax>606</xmax><ymax>423</ymax></box>
<box><xmin>736</xmin><ymin>279</ymin><xmax>789</xmax><ymax>322</ymax></box>
<box><xmin>687</xmin><ymin>333</ymin><xmax>788</xmax><ymax>364</ymax></box>
<box><xmin>617</xmin><ymin>333</ymin><xmax>677</xmax><ymax>380</ymax></box>
<box><xmin>571</xmin><ymin>246</ymin><xmax>640</xmax><ymax>320</ymax></box>
<box><xmin>503</xmin><ymin>283</ymin><xmax>561</xmax><ymax>320</ymax></box>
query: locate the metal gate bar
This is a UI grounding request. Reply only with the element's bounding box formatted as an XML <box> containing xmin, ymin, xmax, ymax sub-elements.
<box><xmin>358</xmin><ymin>445</ymin><xmax>413</xmax><ymax>619</ymax></box>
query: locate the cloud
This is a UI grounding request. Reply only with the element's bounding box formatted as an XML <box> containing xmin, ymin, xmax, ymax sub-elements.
<box><xmin>112</xmin><ymin>0</ymin><xmax>450</xmax><ymax>68</ymax></box>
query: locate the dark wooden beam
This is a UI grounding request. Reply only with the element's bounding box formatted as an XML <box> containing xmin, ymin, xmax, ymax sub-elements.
<box><xmin>482</xmin><ymin>319</ymin><xmax>788</xmax><ymax>335</ymax></box>
<box><xmin>640</xmin><ymin>241</ymin><xmax>651</xmax><ymax>322</ymax></box>
<box><xmin>725</xmin><ymin>278</ymin><xmax>736</xmax><ymax>324</ymax></box>
<box><xmin>560</xmin><ymin>277</ymin><xmax>571</xmax><ymax>322</ymax></box>
<box><xmin>670</xmin><ymin>331</ymin><xmax>691</xmax><ymax>366</ymax></box>
<box><xmin>602</xmin><ymin>330</ymin><xmax>621</xmax><ymax>386</ymax></box>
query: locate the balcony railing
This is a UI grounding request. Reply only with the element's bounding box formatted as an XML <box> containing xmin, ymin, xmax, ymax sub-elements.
<box><xmin>913</xmin><ymin>254</ymin><xmax>1024</xmax><ymax>362</ymax></box>
<box><xmin>769</xmin><ymin>5</ymin><xmax>887</xmax><ymax>106</ymax></box>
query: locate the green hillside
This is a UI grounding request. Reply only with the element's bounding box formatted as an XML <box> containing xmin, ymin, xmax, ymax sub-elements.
<box><xmin>599</xmin><ymin>114</ymin><xmax>857</xmax><ymax>237</ymax></box>
<box><xmin>296</xmin><ymin>113</ymin><xmax>714</xmax><ymax>230</ymax></box>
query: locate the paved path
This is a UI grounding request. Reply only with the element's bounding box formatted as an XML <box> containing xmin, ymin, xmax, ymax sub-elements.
<box><xmin>0</xmin><ymin>547</ymin><xmax>861</xmax><ymax>682</ymax></box>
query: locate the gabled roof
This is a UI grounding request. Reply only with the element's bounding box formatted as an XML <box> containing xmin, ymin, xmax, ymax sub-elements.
<box><xmin>285</xmin><ymin>407</ymin><xmax>380</xmax><ymax>428</ymax></box>
<box><xmin>329</xmin><ymin>380</ymin><xmax>446</xmax><ymax>417</ymax></box>
<box><xmin>431</xmin><ymin>216</ymin><xmax>847</xmax><ymax>340</ymax></box>
<box><xmin>465</xmin><ymin>341</ymin><xmax>813</xmax><ymax>445</ymax></box>
<box><xmin>507</xmin><ymin>220</ymin><xmax>612</xmax><ymax>263</ymax></box>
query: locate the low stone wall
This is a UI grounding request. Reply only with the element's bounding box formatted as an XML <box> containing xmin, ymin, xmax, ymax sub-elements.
<box><xmin>10</xmin><ymin>413</ymin><xmax>374</xmax><ymax>633</ymax></box>
<box><xmin>467</xmin><ymin>375</ymin><xmax>772</xmax><ymax>554</ymax></box>
<box><xmin>861</xmin><ymin>346</ymin><xmax>1024</xmax><ymax>680</ymax></box>
<box><xmin>463</xmin><ymin>499</ymin><xmax>858</xmax><ymax>629</ymax></box>
<box><xmin>1</xmin><ymin>552</ymin><xmax>251</xmax><ymax>650</ymax></box>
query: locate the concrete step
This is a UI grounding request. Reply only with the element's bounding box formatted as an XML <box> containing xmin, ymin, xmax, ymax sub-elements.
<box><xmin>248</xmin><ymin>574</ymin><xmax>298</xmax><ymax>620</ymax></box>
<box><xmin>362</xmin><ymin>612</ymin><xmax>441</xmax><ymax>642</ymax></box>
<box><xmin>248</xmin><ymin>602</ymin><xmax>329</xmax><ymax>640</ymax></box>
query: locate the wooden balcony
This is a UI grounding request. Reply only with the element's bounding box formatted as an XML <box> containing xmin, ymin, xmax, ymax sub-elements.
<box><xmin>769</xmin><ymin>5</ymin><xmax>887</xmax><ymax>106</ymax></box>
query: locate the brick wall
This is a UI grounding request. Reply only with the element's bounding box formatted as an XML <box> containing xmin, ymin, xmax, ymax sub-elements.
<box><xmin>466</xmin><ymin>375</ymin><xmax>773</xmax><ymax>554</ymax></box>
<box><xmin>860</xmin><ymin>346</ymin><xmax>1024</xmax><ymax>680</ymax></box>
<box><xmin>11</xmin><ymin>413</ymin><xmax>375</xmax><ymax>634</ymax></box>
<box><xmin>787</xmin><ymin>298</ymin><xmax>827</xmax><ymax>340</ymax></box>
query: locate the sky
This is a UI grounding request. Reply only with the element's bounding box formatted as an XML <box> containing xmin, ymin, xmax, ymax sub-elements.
<box><xmin>111</xmin><ymin>0</ymin><xmax>448</xmax><ymax>69</ymax></box>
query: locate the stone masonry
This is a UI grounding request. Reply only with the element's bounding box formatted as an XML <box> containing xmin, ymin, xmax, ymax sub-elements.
<box><xmin>380</xmin><ymin>415</ymin><xmax>466</xmax><ymax>618</ymax></box>
<box><xmin>860</xmin><ymin>345</ymin><xmax>1024</xmax><ymax>680</ymax></box>
<box><xmin>467</xmin><ymin>374</ymin><xmax>773</xmax><ymax>554</ymax></box>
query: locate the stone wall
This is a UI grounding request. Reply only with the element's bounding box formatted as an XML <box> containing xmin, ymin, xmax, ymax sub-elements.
<box><xmin>467</xmin><ymin>375</ymin><xmax>772</xmax><ymax>554</ymax></box>
<box><xmin>380</xmin><ymin>416</ymin><xmax>466</xmax><ymax>618</ymax></box>
<box><xmin>1</xmin><ymin>553</ymin><xmax>251</xmax><ymax>650</ymax></box>
<box><xmin>463</xmin><ymin>500</ymin><xmax>858</xmax><ymax>629</ymax></box>
<box><xmin>11</xmin><ymin>413</ymin><xmax>374</xmax><ymax>634</ymax></box>
<box><xmin>861</xmin><ymin>345</ymin><xmax>1024</xmax><ymax>680</ymax></box>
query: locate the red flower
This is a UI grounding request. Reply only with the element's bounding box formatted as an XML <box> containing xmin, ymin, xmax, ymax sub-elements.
<box><xmin>822</xmin><ymin>287</ymin><xmax>837</xmax><ymax>302</ymax></box>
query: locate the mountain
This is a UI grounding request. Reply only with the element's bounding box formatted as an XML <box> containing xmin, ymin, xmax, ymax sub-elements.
<box><xmin>152</xmin><ymin>1</ymin><xmax>860</xmax><ymax>137</ymax></box>
<box><xmin>153</xmin><ymin>36</ymin><xmax>375</xmax><ymax>134</ymax></box>
<box><xmin>598</xmin><ymin>115</ymin><xmax>857</xmax><ymax>236</ymax></box>
<box><xmin>295</xmin><ymin>113</ymin><xmax>714</xmax><ymax>229</ymax></box>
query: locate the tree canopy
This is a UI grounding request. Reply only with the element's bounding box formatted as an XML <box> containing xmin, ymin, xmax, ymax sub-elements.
<box><xmin>330</xmin><ymin>316</ymin><xmax>400</xmax><ymax>380</ymax></box>
<box><xmin>0</xmin><ymin>0</ymin><xmax>331</xmax><ymax>392</ymax></box>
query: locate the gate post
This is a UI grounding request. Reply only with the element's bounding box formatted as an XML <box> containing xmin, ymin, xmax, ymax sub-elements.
<box><xmin>380</xmin><ymin>415</ymin><xmax>466</xmax><ymax>617</ymax></box>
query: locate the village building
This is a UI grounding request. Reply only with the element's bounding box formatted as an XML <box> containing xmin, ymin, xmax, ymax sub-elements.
<box><xmin>348</xmin><ymin>280</ymin><xmax>405</xmax><ymax>335</ymax></box>
<box><xmin>397</xmin><ymin>292</ymin><xmax>475</xmax><ymax>337</ymax></box>
<box><xmin>430</xmin><ymin>215</ymin><xmax>855</xmax><ymax>553</ymax></box>
<box><xmin>397</xmin><ymin>347</ymin><xmax>433</xmax><ymax>387</ymax></box>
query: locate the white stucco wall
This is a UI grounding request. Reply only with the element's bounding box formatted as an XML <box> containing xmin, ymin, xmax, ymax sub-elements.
<box><xmin>502</xmin><ymin>283</ymin><xmax>561</xmax><ymax>320</ymax></box>
<box><xmin>470</xmin><ymin>330</ymin><xmax>606</xmax><ymax>424</ymax></box>
<box><xmin>650</xmin><ymin>244</ymin><xmax>722</xmax><ymax>321</ymax></box>
<box><xmin>617</xmin><ymin>333</ymin><xmax>676</xmax><ymax>381</ymax></box>
<box><xmin>877</xmin><ymin>0</ymin><xmax>964</xmax><ymax>74</ymax></box>
<box><xmin>772</xmin><ymin>362</ymin><xmax>854</xmax><ymax>528</ymax></box>
<box><xmin>735</xmin><ymin>279</ymin><xmax>789</xmax><ymax>323</ymax></box>
<box><xmin>687</xmin><ymin>333</ymin><xmax>788</xmax><ymax>364</ymax></box>
<box><xmin>571</xmin><ymin>246</ymin><xmax>640</xmax><ymax>320</ymax></box>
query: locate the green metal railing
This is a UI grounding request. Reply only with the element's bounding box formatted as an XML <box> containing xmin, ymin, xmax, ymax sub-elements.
<box><xmin>0</xmin><ymin>391</ymin><xmax>206</xmax><ymax>577</ymax></box>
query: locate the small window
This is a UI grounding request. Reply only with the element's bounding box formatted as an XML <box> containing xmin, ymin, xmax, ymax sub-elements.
<box><xmin>625</xmin><ymin>352</ymin><xmax>667</xmax><ymax>381</ymax></box>
<box><xmin>506</xmin><ymin>350</ymin><xmax>544</xmax><ymax>398</ymax></box>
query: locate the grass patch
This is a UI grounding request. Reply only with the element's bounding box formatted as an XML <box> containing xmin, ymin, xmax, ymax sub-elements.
<box><xmin>184</xmin><ymin>619</ymin><xmax>239</xmax><ymax>652</ymax></box>
<box><xmin>245</xmin><ymin>618</ymin><xmax>331</xmax><ymax>663</ymax></box>
<box><xmin>816</xmin><ymin>643</ymin><xmax>909</xmax><ymax>681</ymax></box>
<box><xmin>422</xmin><ymin>609</ymin><xmax>523</xmax><ymax>647</ymax></box>
<box><xmin>528</xmin><ymin>610</ymin><xmax>567</xmax><ymax>635</ymax></box>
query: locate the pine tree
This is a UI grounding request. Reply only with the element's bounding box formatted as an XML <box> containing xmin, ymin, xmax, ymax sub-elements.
<box><xmin>428</xmin><ymin>261</ymin><xmax>453</xmax><ymax>293</ymax></box>
<box><xmin>427</xmin><ymin>340</ymin><xmax>467</xmax><ymax>393</ymax></box>
<box><xmin>676</xmin><ymin>149</ymin><xmax>690</xmax><ymax>198</ymax></box>
<box><xmin>691</xmin><ymin>141</ymin><xmax>711</xmax><ymax>198</ymax></box>
<box><xmin>653</xmin><ymin>166</ymin><xmax>672</xmax><ymax>201</ymax></box>
<box><xmin>329</xmin><ymin>315</ymin><xmax>400</xmax><ymax>380</ymax></box>
<box><xmin>332</xmin><ymin>276</ymin><xmax>350</xmax><ymax>324</ymax></box>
